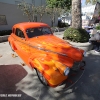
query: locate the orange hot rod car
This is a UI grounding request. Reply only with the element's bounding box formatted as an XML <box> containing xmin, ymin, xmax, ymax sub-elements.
<box><xmin>8</xmin><ymin>22</ymin><xmax>85</xmax><ymax>87</ymax></box>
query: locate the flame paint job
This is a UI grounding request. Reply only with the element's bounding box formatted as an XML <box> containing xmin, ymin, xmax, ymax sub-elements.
<box><xmin>8</xmin><ymin>22</ymin><xmax>84</xmax><ymax>87</ymax></box>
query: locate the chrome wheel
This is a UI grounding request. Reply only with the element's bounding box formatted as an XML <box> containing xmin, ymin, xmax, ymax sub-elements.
<box><xmin>36</xmin><ymin>69</ymin><xmax>48</xmax><ymax>86</ymax></box>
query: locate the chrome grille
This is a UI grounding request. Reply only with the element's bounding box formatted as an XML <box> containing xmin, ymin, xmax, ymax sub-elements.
<box><xmin>71</xmin><ymin>62</ymin><xmax>81</xmax><ymax>71</ymax></box>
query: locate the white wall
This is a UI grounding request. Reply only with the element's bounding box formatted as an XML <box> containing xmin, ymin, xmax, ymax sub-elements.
<box><xmin>0</xmin><ymin>0</ymin><xmax>46</xmax><ymax>6</ymax></box>
<box><xmin>0</xmin><ymin>1</ymin><xmax>58</xmax><ymax>30</ymax></box>
<box><xmin>0</xmin><ymin>2</ymin><xmax>28</xmax><ymax>30</ymax></box>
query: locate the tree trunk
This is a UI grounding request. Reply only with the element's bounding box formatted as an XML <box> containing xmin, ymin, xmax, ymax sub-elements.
<box><xmin>32</xmin><ymin>14</ymin><xmax>35</xmax><ymax>22</ymax></box>
<box><xmin>28</xmin><ymin>15</ymin><xmax>32</xmax><ymax>22</ymax></box>
<box><xmin>51</xmin><ymin>14</ymin><xmax>55</xmax><ymax>27</ymax></box>
<box><xmin>71</xmin><ymin>0</ymin><xmax>82</xmax><ymax>29</ymax></box>
<box><xmin>40</xmin><ymin>14</ymin><xmax>43</xmax><ymax>22</ymax></box>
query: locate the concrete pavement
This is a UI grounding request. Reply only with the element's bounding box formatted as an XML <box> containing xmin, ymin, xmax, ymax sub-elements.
<box><xmin>0</xmin><ymin>40</ymin><xmax>100</xmax><ymax>100</ymax></box>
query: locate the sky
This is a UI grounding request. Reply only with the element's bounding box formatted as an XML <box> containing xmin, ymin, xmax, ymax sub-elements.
<box><xmin>82</xmin><ymin>0</ymin><xmax>86</xmax><ymax>6</ymax></box>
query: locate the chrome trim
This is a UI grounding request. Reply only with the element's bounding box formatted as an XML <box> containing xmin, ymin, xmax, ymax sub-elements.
<box><xmin>12</xmin><ymin>35</ymin><xmax>68</xmax><ymax>57</ymax></box>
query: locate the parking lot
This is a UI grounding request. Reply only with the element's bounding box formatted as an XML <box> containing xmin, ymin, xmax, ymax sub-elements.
<box><xmin>0</xmin><ymin>39</ymin><xmax>100</xmax><ymax>100</ymax></box>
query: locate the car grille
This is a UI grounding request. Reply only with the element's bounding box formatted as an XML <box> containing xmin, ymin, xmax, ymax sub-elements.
<box><xmin>71</xmin><ymin>62</ymin><xmax>81</xmax><ymax>71</ymax></box>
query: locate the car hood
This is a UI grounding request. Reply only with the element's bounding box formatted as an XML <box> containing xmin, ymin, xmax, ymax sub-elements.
<box><xmin>28</xmin><ymin>35</ymin><xmax>84</xmax><ymax>62</ymax></box>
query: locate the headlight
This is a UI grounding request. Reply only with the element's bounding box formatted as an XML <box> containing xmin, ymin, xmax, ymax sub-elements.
<box><xmin>64</xmin><ymin>67</ymin><xmax>70</xmax><ymax>76</ymax></box>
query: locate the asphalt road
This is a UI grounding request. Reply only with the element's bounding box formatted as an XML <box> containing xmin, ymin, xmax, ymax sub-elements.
<box><xmin>0</xmin><ymin>38</ymin><xmax>100</xmax><ymax>100</ymax></box>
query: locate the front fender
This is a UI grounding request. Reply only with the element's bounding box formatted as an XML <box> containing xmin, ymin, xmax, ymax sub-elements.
<box><xmin>29</xmin><ymin>56</ymin><xmax>69</xmax><ymax>86</ymax></box>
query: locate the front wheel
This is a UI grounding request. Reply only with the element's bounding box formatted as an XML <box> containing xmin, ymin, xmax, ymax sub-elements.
<box><xmin>36</xmin><ymin>69</ymin><xmax>48</xmax><ymax>86</ymax></box>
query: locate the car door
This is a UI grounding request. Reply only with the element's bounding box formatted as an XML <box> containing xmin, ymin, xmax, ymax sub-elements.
<box><xmin>14</xmin><ymin>28</ymin><xmax>31</xmax><ymax>65</ymax></box>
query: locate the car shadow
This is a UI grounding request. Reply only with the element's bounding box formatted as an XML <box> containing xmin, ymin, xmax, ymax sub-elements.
<box><xmin>0</xmin><ymin>64</ymin><xmax>36</xmax><ymax>100</ymax></box>
<box><xmin>54</xmin><ymin>51</ymin><xmax>100</xmax><ymax>100</ymax></box>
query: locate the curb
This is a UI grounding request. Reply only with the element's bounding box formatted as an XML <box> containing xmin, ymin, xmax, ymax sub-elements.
<box><xmin>65</xmin><ymin>40</ymin><xmax>93</xmax><ymax>52</ymax></box>
<box><xmin>0</xmin><ymin>35</ymin><xmax>9</xmax><ymax>43</ymax></box>
<box><xmin>59</xmin><ymin>27</ymin><xmax>67</xmax><ymax>32</ymax></box>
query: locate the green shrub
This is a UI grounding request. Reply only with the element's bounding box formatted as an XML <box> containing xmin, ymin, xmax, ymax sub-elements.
<box><xmin>63</xmin><ymin>27</ymin><xmax>90</xmax><ymax>43</ymax></box>
<box><xmin>96</xmin><ymin>25</ymin><xmax>100</xmax><ymax>30</ymax></box>
<box><xmin>0</xmin><ymin>30</ymin><xmax>12</xmax><ymax>36</ymax></box>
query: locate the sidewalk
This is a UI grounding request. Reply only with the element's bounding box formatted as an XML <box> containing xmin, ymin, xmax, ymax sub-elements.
<box><xmin>0</xmin><ymin>42</ymin><xmax>100</xmax><ymax>100</ymax></box>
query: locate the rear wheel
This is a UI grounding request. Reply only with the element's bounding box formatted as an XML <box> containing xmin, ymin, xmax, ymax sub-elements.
<box><xmin>9</xmin><ymin>42</ymin><xmax>14</xmax><ymax>52</ymax></box>
<box><xmin>36</xmin><ymin>69</ymin><xmax>48</xmax><ymax>86</ymax></box>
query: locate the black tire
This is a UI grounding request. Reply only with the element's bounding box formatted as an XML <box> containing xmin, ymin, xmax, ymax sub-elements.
<box><xmin>9</xmin><ymin>42</ymin><xmax>14</xmax><ymax>52</ymax></box>
<box><xmin>36</xmin><ymin>69</ymin><xmax>48</xmax><ymax>86</ymax></box>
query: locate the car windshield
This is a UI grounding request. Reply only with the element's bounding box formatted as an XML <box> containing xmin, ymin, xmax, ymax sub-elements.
<box><xmin>26</xmin><ymin>27</ymin><xmax>52</xmax><ymax>38</ymax></box>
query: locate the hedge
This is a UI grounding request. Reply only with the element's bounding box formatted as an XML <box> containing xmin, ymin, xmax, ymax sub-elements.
<box><xmin>0</xmin><ymin>30</ymin><xmax>12</xmax><ymax>36</ymax></box>
<box><xmin>63</xmin><ymin>27</ymin><xmax>90</xmax><ymax>43</ymax></box>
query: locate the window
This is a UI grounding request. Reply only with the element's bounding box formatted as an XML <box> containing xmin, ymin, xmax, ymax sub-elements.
<box><xmin>0</xmin><ymin>15</ymin><xmax>7</xmax><ymax>25</ymax></box>
<box><xmin>42</xmin><ymin>27</ymin><xmax>51</xmax><ymax>34</ymax></box>
<box><xmin>15</xmin><ymin>28</ymin><xmax>25</xmax><ymax>38</ymax></box>
<box><xmin>26</xmin><ymin>27</ymin><xmax>52</xmax><ymax>38</ymax></box>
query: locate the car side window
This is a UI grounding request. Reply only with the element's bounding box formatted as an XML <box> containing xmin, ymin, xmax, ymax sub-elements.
<box><xmin>15</xmin><ymin>28</ymin><xmax>25</xmax><ymax>38</ymax></box>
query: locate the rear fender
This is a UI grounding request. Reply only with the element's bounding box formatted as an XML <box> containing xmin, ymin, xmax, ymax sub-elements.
<box><xmin>9</xmin><ymin>41</ymin><xmax>17</xmax><ymax>51</ymax></box>
<box><xmin>8</xmin><ymin>35</ymin><xmax>17</xmax><ymax>50</ymax></box>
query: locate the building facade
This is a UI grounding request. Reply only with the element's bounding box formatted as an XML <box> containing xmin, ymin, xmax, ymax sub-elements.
<box><xmin>82</xmin><ymin>2</ymin><xmax>100</xmax><ymax>26</ymax></box>
<box><xmin>0</xmin><ymin>0</ymin><xmax>58</xmax><ymax>30</ymax></box>
<box><xmin>82</xmin><ymin>4</ymin><xmax>95</xmax><ymax>20</ymax></box>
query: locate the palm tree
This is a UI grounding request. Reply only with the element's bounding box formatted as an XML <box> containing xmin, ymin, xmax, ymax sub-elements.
<box><xmin>85</xmin><ymin>0</ymin><xmax>92</xmax><ymax>4</ymax></box>
<box><xmin>85</xmin><ymin>0</ymin><xmax>100</xmax><ymax>4</ymax></box>
<box><xmin>64</xmin><ymin>0</ymin><xmax>90</xmax><ymax>42</ymax></box>
<box><xmin>71</xmin><ymin>0</ymin><xmax>82</xmax><ymax>28</ymax></box>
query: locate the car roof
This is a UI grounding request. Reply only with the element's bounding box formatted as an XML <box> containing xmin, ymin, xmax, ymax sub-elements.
<box><xmin>13</xmin><ymin>22</ymin><xmax>49</xmax><ymax>31</ymax></box>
